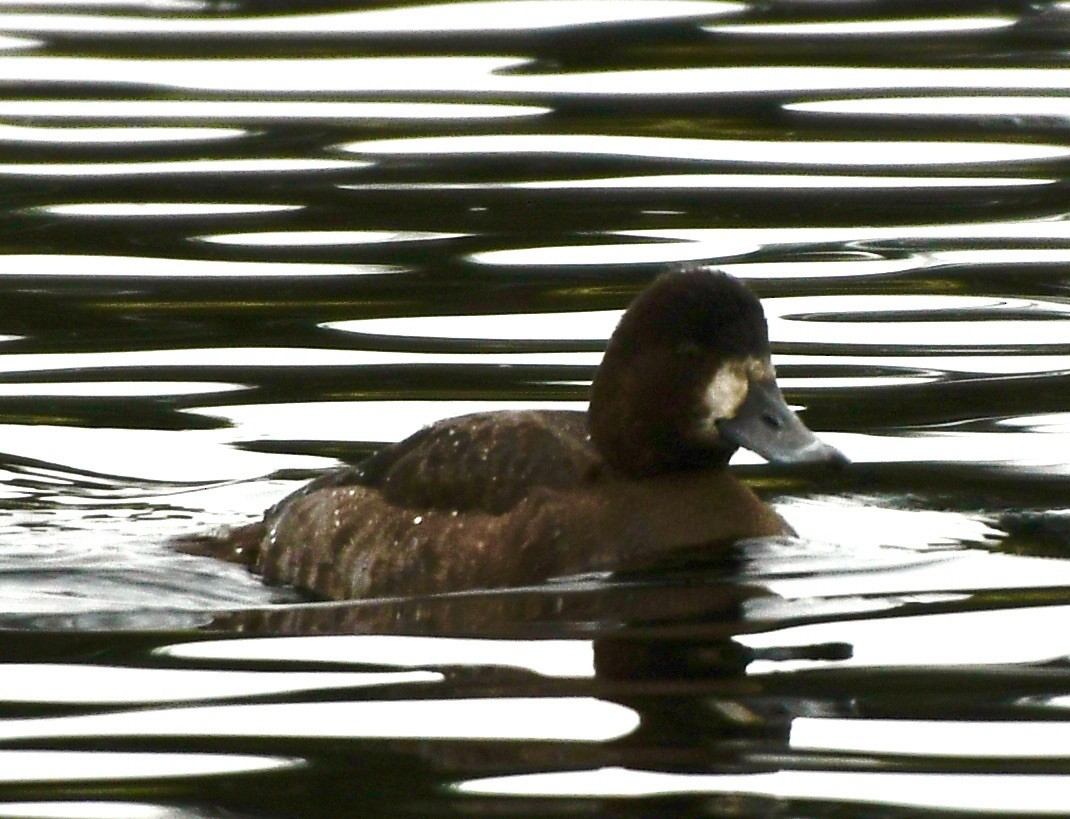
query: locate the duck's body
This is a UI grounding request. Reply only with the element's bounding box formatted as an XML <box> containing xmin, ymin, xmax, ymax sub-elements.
<box><xmin>195</xmin><ymin>268</ymin><xmax>845</xmax><ymax>600</ymax></box>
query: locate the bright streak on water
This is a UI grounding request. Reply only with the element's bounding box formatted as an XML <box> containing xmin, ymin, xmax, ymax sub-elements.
<box><xmin>0</xmin><ymin>698</ymin><xmax>639</xmax><ymax>742</ymax></box>
<box><xmin>3</xmin><ymin>0</ymin><xmax>206</xmax><ymax>7</ymax></box>
<box><xmin>792</xmin><ymin>717</ymin><xmax>1070</xmax><ymax>758</ymax></box>
<box><xmin>0</xmin><ymin>34</ymin><xmax>40</xmax><ymax>49</ymax></box>
<box><xmin>0</xmin><ymin>254</ymin><xmax>395</xmax><ymax>278</ymax></box>
<box><xmin>504</xmin><ymin>65</ymin><xmax>1070</xmax><ymax>95</ymax></box>
<box><xmin>473</xmin><ymin>221</ymin><xmax>1070</xmax><ymax>267</ymax></box>
<box><xmin>455</xmin><ymin>766</ymin><xmax>1070</xmax><ymax>813</ymax></box>
<box><xmin>624</xmin><ymin>218</ymin><xmax>1070</xmax><ymax>245</ymax></box>
<box><xmin>0</xmin><ymin>100</ymin><xmax>550</xmax><ymax>121</ymax></box>
<box><xmin>718</xmin><ymin>258</ymin><xmax>921</xmax><ymax>279</ymax></box>
<box><xmin>740</xmin><ymin>606</ymin><xmax>1070</xmax><ymax>672</ymax></box>
<box><xmin>786</xmin><ymin>430</ymin><xmax>1070</xmax><ymax>474</ymax></box>
<box><xmin>39</xmin><ymin>203</ymin><xmax>302</xmax><ymax>217</ymax></box>
<box><xmin>766</xmin><ymin>294</ymin><xmax>1070</xmax><ymax>348</ymax></box>
<box><xmin>192</xmin><ymin>401</ymin><xmax>588</xmax><ymax>445</ymax></box>
<box><xmin>502</xmin><ymin>174</ymin><xmax>1053</xmax><ymax>189</ymax></box>
<box><xmin>0</xmin><ymin>750</ymin><xmax>300</xmax><ymax>782</ymax></box>
<box><xmin>326</xmin><ymin>311</ymin><xmax>620</xmax><ymax>341</ymax></box>
<box><xmin>0</xmin><ymin>664</ymin><xmax>441</xmax><ymax>704</ymax></box>
<box><xmin>0</xmin><ymin>158</ymin><xmax>366</xmax><ymax>176</ymax></box>
<box><xmin>1000</xmin><ymin>413</ymin><xmax>1070</xmax><ymax>433</ymax></box>
<box><xmin>326</xmin><ymin>293</ymin><xmax>1070</xmax><ymax>348</ymax></box>
<box><xmin>779</xmin><ymin>352</ymin><xmax>1070</xmax><ymax>375</ymax></box>
<box><xmin>787</xmin><ymin>97</ymin><xmax>1070</xmax><ymax>118</ymax></box>
<box><xmin>0</xmin><ymin>125</ymin><xmax>244</xmax><ymax>143</ymax></box>
<box><xmin>0</xmin><ymin>55</ymin><xmax>529</xmax><ymax>93</ymax></box>
<box><xmin>160</xmin><ymin>634</ymin><xmax>597</xmax><ymax>678</ymax></box>
<box><xmin>0</xmin><ymin>423</ymin><xmax>330</xmax><ymax>482</ymax></box>
<box><xmin>344</xmin><ymin>133</ymin><xmax>1070</xmax><ymax>165</ymax></box>
<box><xmin>0</xmin><ymin>1</ymin><xmax>745</xmax><ymax>33</ymax></box>
<box><xmin>0</xmin><ymin>349</ymin><xmax>598</xmax><ymax>375</ymax></box>
<box><xmin>0</xmin><ymin>382</ymin><xmax>245</xmax><ymax>398</ymax></box>
<box><xmin>469</xmin><ymin>241</ymin><xmax>760</xmax><ymax>266</ymax></box>
<box><xmin>201</xmin><ymin>230</ymin><xmax>468</xmax><ymax>246</ymax></box>
<box><xmin>0</xmin><ymin>802</ymin><xmax>173</xmax><ymax>819</ymax></box>
<box><xmin>708</xmin><ymin>17</ymin><xmax>1016</xmax><ymax>35</ymax></box>
<box><xmin>772</xmin><ymin>495</ymin><xmax>1004</xmax><ymax>555</ymax></box>
<box><xmin>485</xmin><ymin>217</ymin><xmax>1070</xmax><ymax>268</ymax></box>
<box><xmin>3</xmin><ymin>60</ymin><xmax>1070</xmax><ymax>98</ymax></box>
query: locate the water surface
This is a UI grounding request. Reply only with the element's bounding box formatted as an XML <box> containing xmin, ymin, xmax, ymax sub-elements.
<box><xmin>1</xmin><ymin>1</ymin><xmax>1069</xmax><ymax>816</ymax></box>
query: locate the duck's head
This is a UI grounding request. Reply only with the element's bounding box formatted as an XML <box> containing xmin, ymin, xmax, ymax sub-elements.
<box><xmin>588</xmin><ymin>267</ymin><xmax>847</xmax><ymax>476</ymax></box>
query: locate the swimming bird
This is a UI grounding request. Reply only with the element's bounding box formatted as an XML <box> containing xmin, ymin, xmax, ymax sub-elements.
<box><xmin>195</xmin><ymin>267</ymin><xmax>846</xmax><ymax>600</ymax></box>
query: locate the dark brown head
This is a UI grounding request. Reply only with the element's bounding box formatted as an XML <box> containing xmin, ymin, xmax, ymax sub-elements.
<box><xmin>588</xmin><ymin>267</ymin><xmax>847</xmax><ymax>476</ymax></box>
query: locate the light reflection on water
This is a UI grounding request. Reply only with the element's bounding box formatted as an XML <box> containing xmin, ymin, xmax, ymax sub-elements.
<box><xmin>0</xmin><ymin>697</ymin><xmax>640</xmax><ymax>742</ymax></box>
<box><xmin>160</xmin><ymin>633</ymin><xmax>597</xmax><ymax>677</ymax></box>
<box><xmin>456</xmin><ymin>768</ymin><xmax>1070</xmax><ymax>814</ymax></box>
<box><xmin>0</xmin><ymin>663</ymin><xmax>442</xmax><ymax>703</ymax></box>
<box><xmin>37</xmin><ymin>203</ymin><xmax>302</xmax><ymax>216</ymax></box>
<box><xmin>0</xmin><ymin>158</ymin><xmax>367</xmax><ymax>176</ymax></box>
<box><xmin>0</xmin><ymin>0</ymin><xmax>1069</xmax><ymax>815</ymax></box>
<box><xmin>342</xmin><ymin>133</ymin><xmax>1070</xmax><ymax>164</ymax></box>
<box><xmin>0</xmin><ymin>125</ymin><xmax>246</xmax><ymax>144</ymax></box>
<box><xmin>788</xmin><ymin>96</ymin><xmax>1070</xmax><ymax>120</ymax></box>
<box><xmin>0</xmin><ymin>750</ymin><xmax>301</xmax><ymax>782</ymax></box>
<box><xmin>707</xmin><ymin>17</ymin><xmax>1018</xmax><ymax>36</ymax></box>
<box><xmin>740</xmin><ymin>605</ymin><xmax>1070</xmax><ymax>671</ymax></box>
<box><xmin>0</xmin><ymin>0</ymin><xmax>745</xmax><ymax>34</ymax></box>
<box><xmin>0</xmin><ymin>100</ymin><xmax>551</xmax><ymax>121</ymax></box>
<box><xmin>0</xmin><ymin>255</ymin><xmax>394</xmax><ymax>277</ymax></box>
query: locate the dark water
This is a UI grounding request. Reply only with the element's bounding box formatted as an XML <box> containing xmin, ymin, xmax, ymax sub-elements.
<box><xmin>1</xmin><ymin>1</ymin><xmax>1070</xmax><ymax>816</ymax></box>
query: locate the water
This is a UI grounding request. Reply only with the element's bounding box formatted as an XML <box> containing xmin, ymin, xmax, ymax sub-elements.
<box><xmin>0</xmin><ymin>0</ymin><xmax>1069</xmax><ymax>815</ymax></box>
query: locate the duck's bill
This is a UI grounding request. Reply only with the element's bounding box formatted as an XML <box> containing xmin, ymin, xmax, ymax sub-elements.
<box><xmin>717</xmin><ymin>378</ymin><xmax>849</xmax><ymax>468</ymax></box>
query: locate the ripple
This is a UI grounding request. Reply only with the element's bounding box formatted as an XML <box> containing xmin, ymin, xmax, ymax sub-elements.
<box><xmin>0</xmin><ymin>382</ymin><xmax>245</xmax><ymax>398</ymax></box>
<box><xmin>0</xmin><ymin>255</ymin><xmax>395</xmax><ymax>278</ymax></box>
<box><xmin>708</xmin><ymin>17</ymin><xmax>1016</xmax><ymax>36</ymax></box>
<box><xmin>0</xmin><ymin>158</ymin><xmax>366</xmax><ymax>176</ymax></box>
<box><xmin>193</xmin><ymin>400</ymin><xmax>588</xmax><ymax>446</ymax></box>
<box><xmin>0</xmin><ymin>423</ymin><xmax>328</xmax><ymax>481</ymax></box>
<box><xmin>0</xmin><ymin>697</ymin><xmax>639</xmax><ymax>742</ymax></box>
<box><xmin>767</xmin><ymin>294</ymin><xmax>1070</xmax><ymax>349</ymax></box>
<box><xmin>0</xmin><ymin>125</ymin><xmax>243</xmax><ymax>144</ymax></box>
<box><xmin>624</xmin><ymin>218</ymin><xmax>1070</xmax><ymax>247</ymax></box>
<box><xmin>0</xmin><ymin>750</ymin><xmax>299</xmax><ymax>782</ymax></box>
<box><xmin>326</xmin><ymin>310</ymin><xmax>619</xmax><ymax>341</ymax></box>
<box><xmin>0</xmin><ymin>99</ymin><xmax>550</xmax><ymax>122</ymax></box>
<box><xmin>741</xmin><ymin>605</ymin><xmax>1070</xmax><ymax>672</ymax></box>
<box><xmin>200</xmin><ymin>230</ymin><xmax>467</xmax><ymax>247</ymax></box>
<box><xmin>343</xmin><ymin>133</ymin><xmax>1070</xmax><ymax>165</ymax></box>
<box><xmin>0</xmin><ymin>664</ymin><xmax>440</xmax><ymax>704</ymax></box>
<box><xmin>160</xmin><ymin>634</ymin><xmax>596</xmax><ymax>678</ymax></box>
<box><xmin>0</xmin><ymin>1</ymin><xmax>745</xmax><ymax>34</ymax></box>
<box><xmin>5</xmin><ymin>60</ymin><xmax>1069</xmax><ymax>99</ymax></box>
<box><xmin>501</xmin><ymin>173</ymin><xmax>1054</xmax><ymax>189</ymax></box>
<box><xmin>787</xmin><ymin>96</ymin><xmax>1070</xmax><ymax>120</ymax></box>
<box><xmin>793</xmin><ymin>716</ymin><xmax>1070</xmax><ymax>758</ymax></box>
<box><xmin>38</xmin><ymin>203</ymin><xmax>302</xmax><ymax>217</ymax></box>
<box><xmin>457</xmin><ymin>767</ymin><xmax>1070</xmax><ymax>813</ymax></box>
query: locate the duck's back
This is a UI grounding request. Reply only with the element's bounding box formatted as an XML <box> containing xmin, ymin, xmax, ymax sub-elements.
<box><xmin>356</xmin><ymin>409</ymin><xmax>600</xmax><ymax>514</ymax></box>
<box><xmin>250</xmin><ymin>410</ymin><xmax>601</xmax><ymax>598</ymax></box>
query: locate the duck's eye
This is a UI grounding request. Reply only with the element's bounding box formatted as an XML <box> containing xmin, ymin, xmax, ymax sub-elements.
<box><xmin>761</xmin><ymin>411</ymin><xmax>783</xmax><ymax>430</ymax></box>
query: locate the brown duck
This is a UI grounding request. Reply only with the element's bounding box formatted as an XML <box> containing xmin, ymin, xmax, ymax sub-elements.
<box><xmin>195</xmin><ymin>268</ymin><xmax>846</xmax><ymax>599</ymax></box>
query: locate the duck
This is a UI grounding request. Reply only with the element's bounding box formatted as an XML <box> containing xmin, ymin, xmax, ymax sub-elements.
<box><xmin>191</xmin><ymin>267</ymin><xmax>847</xmax><ymax>600</ymax></box>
